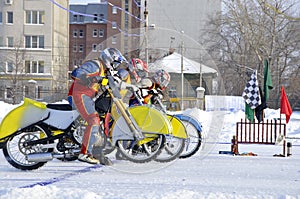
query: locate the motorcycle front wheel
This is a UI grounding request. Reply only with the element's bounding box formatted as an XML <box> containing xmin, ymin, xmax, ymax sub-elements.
<box><xmin>116</xmin><ymin>134</ymin><xmax>165</xmax><ymax>163</ymax></box>
<box><xmin>154</xmin><ymin>135</ymin><xmax>185</xmax><ymax>163</ymax></box>
<box><xmin>3</xmin><ymin>125</ymin><xmax>53</xmax><ymax>170</ymax></box>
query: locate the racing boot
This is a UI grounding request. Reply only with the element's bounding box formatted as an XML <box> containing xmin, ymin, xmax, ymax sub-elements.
<box><xmin>93</xmin><ymin>147</ymin><xmax>113</xmax><ymax>166</ymax></box>
<box><xmin>78</xmin><ymin>153</ymin><xmax>100</xmax><ymax>164</ymax></box>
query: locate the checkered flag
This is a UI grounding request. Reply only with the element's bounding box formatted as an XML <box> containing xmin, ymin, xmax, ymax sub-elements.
<box><xmin>242</xmin><ymin>70</ymin><xmax>261</xmax><ymax>109</ymax></box>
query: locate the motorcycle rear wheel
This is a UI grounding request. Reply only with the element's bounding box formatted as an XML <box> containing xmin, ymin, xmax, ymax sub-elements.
<box><xmin>116</xmin><ymin>134</ymin><xmax>165</xmax><ymax>163</ymax></box>
<box><xmin>179</xmin><ymin>120</ymin><xmax>202</xmax><ymax>159</ymax></box>
<box><xmin>3</xmin><ymin>125</ymin><xmax>53</xmax><ymax>170</ymax></box>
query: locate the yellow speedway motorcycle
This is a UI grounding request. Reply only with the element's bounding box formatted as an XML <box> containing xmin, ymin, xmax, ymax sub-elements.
<box><xmin>93</xmin><ymin>74</ymin><xmax>188</xmax><ymax>163</ymax></box>
<box><xmin>128</xmin><ymin>88</ymin><xmax>188</xmax><ymax>163</ymax></box>
<box><xmin>0</xmin><ymin>75</ymin><xmax>172</xmax><ymax>170</ymax></box>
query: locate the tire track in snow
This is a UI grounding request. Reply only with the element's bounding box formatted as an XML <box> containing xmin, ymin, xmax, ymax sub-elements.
<box><xmin>19</xmin><ymin>164</ymin><xmax>102</xmax><ymax>188</ymax></box>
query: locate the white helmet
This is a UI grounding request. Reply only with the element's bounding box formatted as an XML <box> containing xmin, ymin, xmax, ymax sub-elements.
<box><xmin>100</xmin><ymin>48</ymin><xmax>127</xmax><ymax>70</ymax></box>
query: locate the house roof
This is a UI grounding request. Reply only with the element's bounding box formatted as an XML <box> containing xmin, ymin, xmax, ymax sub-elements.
<box><xmin>149</xmin><ymin>52</ymin><xmax>218</xmax><ymax>75</ymax></box>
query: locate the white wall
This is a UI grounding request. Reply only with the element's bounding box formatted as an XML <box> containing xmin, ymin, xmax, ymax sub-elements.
<box><xmin>205</xmin><ymin>95</ymin><xmax>245</xmax><ymax>112</ymax></box>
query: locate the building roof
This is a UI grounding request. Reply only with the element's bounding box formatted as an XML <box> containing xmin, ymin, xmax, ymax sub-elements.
<box><xmin>149</xmin><ymin>52</ymin><xmax>218</xmax><ymax>75</ymax></box>
<box><xmin>70</xmin><ymin>3</ymin><xmax>107</xmax><ymax>24</ymax></box>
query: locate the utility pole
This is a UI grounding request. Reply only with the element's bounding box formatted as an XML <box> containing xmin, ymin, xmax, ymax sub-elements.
<box><xmin>144</xmin><ymin>0</ymin><xmax>148</xmax><ymax>66</ymax></box>
<box><xmin>199</xmin><ymin>53</ymin><xmax>202</xmax><ymax>87</ymax></box>
<box><xmin>180</xmin><ymin>31</ymin><xmax>184</xmax><ymax>110</ymax></box>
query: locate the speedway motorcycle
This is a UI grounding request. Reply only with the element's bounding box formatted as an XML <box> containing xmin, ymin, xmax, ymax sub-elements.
<box><xmin>0</xmin><ymin>75</ymin><xmax>172</xmax><ymax>170</ymax></box>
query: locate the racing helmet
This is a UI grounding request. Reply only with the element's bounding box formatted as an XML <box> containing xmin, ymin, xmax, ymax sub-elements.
<box><xmin>100</xmin><ymin>48</ymin><xmax>127</xmax><ymax>70</ymax></box>
<box><xmin>152</xmin><ymin>69</ymin><xmax>170</xmax><ymax>90</ymax></box>
<box><xmin>128</xmin><ymin>58</ymin><xmax>149</xmax><ymax>82</ymax></box>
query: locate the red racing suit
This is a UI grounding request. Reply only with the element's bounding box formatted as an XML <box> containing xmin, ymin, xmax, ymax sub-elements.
<box><xmin>68</xmin><ymin>60</ymin><xmax>105</xmax><ymax>155</ymax></box>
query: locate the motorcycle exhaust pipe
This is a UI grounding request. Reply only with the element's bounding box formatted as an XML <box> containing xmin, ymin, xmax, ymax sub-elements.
<box><xmin>26</xmin><ymin>153</ymin><xmax>65</xmax><ymax>162</ymax></box>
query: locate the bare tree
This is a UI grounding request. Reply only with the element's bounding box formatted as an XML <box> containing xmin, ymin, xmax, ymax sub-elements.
<box><xmin>203</xmin><ymin>0</ymin><xmax>300</xmax><ymax>108</ymax></box>
<box><xmin>0</xmin><ymin>39</ymin><xmax>27</xmax><ymax>104</ymax></box>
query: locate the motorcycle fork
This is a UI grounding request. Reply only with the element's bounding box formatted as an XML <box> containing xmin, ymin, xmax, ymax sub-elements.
<box><xmin>109</xmin><ymin>89</ymin><xmax>144</xmax><ymax>140</ymax></box>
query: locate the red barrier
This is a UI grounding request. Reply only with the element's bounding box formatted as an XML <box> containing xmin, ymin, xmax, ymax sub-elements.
<box><xmin>234</xmin><ymin>119</ymin><xmax>286</xmax><ymax>155</ymax></box>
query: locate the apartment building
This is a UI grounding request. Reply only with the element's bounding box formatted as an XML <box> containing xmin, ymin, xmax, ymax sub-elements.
<box><xmin>0</xmin><ymin>0</ymin><xmax>69</xmax><ymax>103</ymax></box>
<box><xmin>69</xmin><ymin>0</ymin><xmax>141</xmax><ymax>72</ymax></box>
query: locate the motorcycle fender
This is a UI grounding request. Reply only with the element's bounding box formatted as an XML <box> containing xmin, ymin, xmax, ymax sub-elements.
<box><xmin>111</xmin><ymin>118</ymin><xmax>160</xmax><ymax>146</ymax></box>
<box><xmin>167</xmin><ymin>115</ymin><xmax>188</xmax><ymax>139</ymax></box>
<box><xmin>0</xmin><ymin>98</ymin><xmax>49</xmax><ymax>140</ymax></box>
<box><xmin>111</xmin><ymin>116</ymin><xmax>135</xmax><ymax>144</ymax></box>
<box><xmin>111</xmin><ymin>106</ymin><xmax>172</xmax><ymax>144</ymax></box>
<box><xmin>174</xmin><ymin>114</ymin><xmax>202</xmax><ymax>132</ymax></box>
<box><xmin>129</xmin><ymin>106</ymin><xmax>172</xmax><ymax>135</ymax></box>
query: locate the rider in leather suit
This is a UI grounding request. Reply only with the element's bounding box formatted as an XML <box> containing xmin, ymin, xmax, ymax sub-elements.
<box><xmin>68</xmin><ymin>48</ymin><xmax>127</xmax><ymax>165</ymax></box>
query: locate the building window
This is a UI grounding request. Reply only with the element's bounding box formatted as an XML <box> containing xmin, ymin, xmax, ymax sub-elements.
<box><xmin>73</xmin><ymin>14</ymin><xmax>78</xmax><ymax>22</ymax></box>
<box><xmin>0</xmin><ymin>86</ymin><xmax>3</xmax><ymax>99</ymax></box>
<box><xmin>5</xmin><ymin>88</ymin><xmax>13</xmax><ymax>99</ymax></box>
<box><xmin>98</xmin><ymin>43</ymin><xmax>103</xmax><ymax>51</ymax></box>
<box><xmin>73</xmin><ymin>29</ymin><xmax>78</xmax><ymax>38</ymax></box>
<box><xmin>92</xmin><ymin>44</ymin><xmax>97</xmax><ymax>52</ymax></box>
<box><xmin>25</xmin><ymin>11</ymin><xmax>44</xmax><ymax>24</ymax></box>
<box><xmin>7</xmin><ymin>37</ymin><xmax>13</xmax><ymax>47</ymax></box>
<box><xmin>0</xmin><ymin>37</ymin><xmax>3</xmax><ymax>47</ymax></box>
<box><xmin>79</xmin><ymin>45</ymin><xmax>83</xmax><ymax>52</ymax></box>
<box><xmin>112</xmin><ymin>21</ymin><xmax>117</xmax><ymax>29</ymax></box>
<box><xmin>99</xmin><ymin>29</ymin><xmax>104</xmax><ymax>37</ymax></box>
<box><xmin>5</xmin><ymin>0</ymin><xmax>13</xmax><ymax>4</ymax></box>
<box><xmin>25</xmin><ymin>35</ymin><xmax>44</xmax><ymax>48</ymax></box>
<box><xmin>7</xmin><ymin>11</ymin><xmax>13</xmax><ymax>24</ymax></box>
<box><xmin>99</xmin><ymin>14</ymin><xmax>104</xmax><ymax>23</ymax></box>
<box><xmin>112</xmin><ymin>36</ymin><xmax>117</xmax><ymax>44</ymax></box>
<box><xmin>38</xmin><ymin>61</ymin><xmax>44</xmax><ymax>73</ymax></box>
<box><xmin>79</xmin><ymin>15</ymin><xmax>84</xmax><ymax>22</ymax></box>
<box><xmin>73</xmin><ymin>60</ymin><xmax>77</xmax><ymax>67</ymax></box>
<box><xmin>25</xmin><ymin>60</ymin><xmax>44</xmax><ymax>74</ymax></box>
<box><xmin>93</xmin><ymin>14</ymin><xmax>98</xmax><ymax>22</ymax></box>
<box><xmin>6</xmin><ymin>62</ymin><xmax>13</xmax><ymax>73</ymax></box>
<box><xmin>79</xmin><ymin>30</ymin><xmax>84</xmax><ymax>38</ymax></box>
<box><xmin>0</xmin><ymin>12</ymin><xmax>2</xmax><ymax>24</ymax></box>
<box><xmin>37</xmin><ymin>86</ymin><xmax>42</xmax><ymax>99</ymax></box>
<box><xmin>73</xmin><ymin>44</ymin><xmax>77</xmax><ymax>52</ymax></box>
<box><xmin>112</xmin><ymin>6</ymin><xmax>117</xmax><ymax>14</ymax></box>
<box><xmin>125</xmin><ymin>0</ymin><xmax>129</xmax><ymax>11</ymax></box>
<box><xmin>93</xmin><ymin>29</ymin><xmax>97</xmax><ymax>37</ymax></box>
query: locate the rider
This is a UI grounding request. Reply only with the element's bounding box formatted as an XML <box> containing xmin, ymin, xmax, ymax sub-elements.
<box><xmin>128</xmin><ymin>58</ymin><xmax>170</xmax><ymax>91</ymax></box>
<box><xmin>68</xmin><ymin>48</ymin><xmax>127</xmax><ymax>165</ymax></box>
<box><xmin>128</xmin><ymin>58</ymin><xmax>149</xmax><ymax>83</ymax></box>
<box><xmin>127</xmin><ymin>58</ymin><xmax>170</xmax><ymax>105</ymax></box>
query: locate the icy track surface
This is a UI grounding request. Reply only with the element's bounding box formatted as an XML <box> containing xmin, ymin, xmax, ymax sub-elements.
<box><xmin>0</xmin><ymin>101</ymin><xmax>299</xmax><ymax>198</ymax></box>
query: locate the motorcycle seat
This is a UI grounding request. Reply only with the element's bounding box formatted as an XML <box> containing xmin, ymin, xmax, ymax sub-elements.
<box><xmin>47</xmin><ymin>104</ymin><xmax>72</xmax><ymax>111</ymax></box>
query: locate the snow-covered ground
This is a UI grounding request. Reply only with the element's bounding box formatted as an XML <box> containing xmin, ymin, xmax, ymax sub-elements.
<box><xmin>0</xmin><ymin>100</ymin><xmax>300</xmax><ymax>199</ymax></box>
